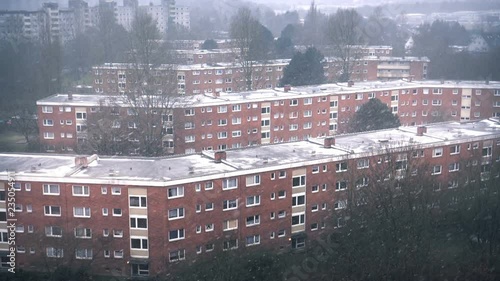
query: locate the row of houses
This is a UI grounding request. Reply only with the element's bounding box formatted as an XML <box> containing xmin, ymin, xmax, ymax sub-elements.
<box><xmin>37</xmin><ymin>79</ymin><xmax>500</xmax><ymax>155</ymax></box>
<box><xmin>1</xmin><ymin>118</ymin><xmax>499</xmax><ymax>277</ymax></box>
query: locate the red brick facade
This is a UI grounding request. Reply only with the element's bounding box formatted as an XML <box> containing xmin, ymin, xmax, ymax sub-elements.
<box><xmin>37</xmin><ymin>81</ymin><xmax>500</xmax><ymax>154</ymax></box>
<box><xmin>2</xmin><ymin>120</ymin><xmax>500</xmax><ymax>277</ymax></box>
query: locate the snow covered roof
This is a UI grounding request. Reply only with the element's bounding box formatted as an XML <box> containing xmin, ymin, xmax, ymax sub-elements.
<box><xmin>36</xmin><ymin>79</ymin><xmax>500</xmax><ymax>107</ymax></box>
<box><xmin>1</xmin><ymin>119</ymin><xmax>500</xmax><ymax>186</ymax></box>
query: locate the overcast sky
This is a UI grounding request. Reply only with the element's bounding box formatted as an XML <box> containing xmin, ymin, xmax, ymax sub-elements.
<box><xmin>0</xmin><ymin>0</ymin><xmax>445</xmax><ymax>11</ymax></box>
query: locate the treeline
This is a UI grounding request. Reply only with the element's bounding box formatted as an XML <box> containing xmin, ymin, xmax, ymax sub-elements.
<box><xmin>412</xmin><ymin>20</ymin><xmax>500</xmax><ymax>80</ymax></box>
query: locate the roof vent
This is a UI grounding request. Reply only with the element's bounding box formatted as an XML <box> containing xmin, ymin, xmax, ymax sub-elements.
<box><xmin>109</xmin><ymin>169</ymin><xmax>119</xmax><ymax>176</ymax></box>
<box><xmin>188</xmin><ymin>166</ymin><xmax>194</xmax><ymax>174</ymax></box>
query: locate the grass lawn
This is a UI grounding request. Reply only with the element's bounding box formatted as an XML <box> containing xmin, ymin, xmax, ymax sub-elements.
<box><xmin>0</xmin><ymin>129</ymin><xmax>28</xmax><ymax>152</ymax></box>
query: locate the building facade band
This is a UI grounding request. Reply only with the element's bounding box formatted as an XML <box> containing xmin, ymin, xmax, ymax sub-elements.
<box><xmin>37</xmin><ymin>80</ymin><xmax>500</xmax><ymax>154</ymax></box>
<box><xmin>1</xmin><ymin>119</ymin><xmax>500</xmax><ymax>277</ymax></box>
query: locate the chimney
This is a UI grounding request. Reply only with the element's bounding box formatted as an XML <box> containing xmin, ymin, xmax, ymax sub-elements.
<box><xmin>347</xmin><ymin>80</ymin><xmax>354</xmax><ymax>87</ymax></box>
<box><xmin>68</xmin><ymin>92</ymin><xmax>73</xmax><ymax>100</ymax></box>
<box><xmin>75</xmin><ymin>156</ymin><xmax>88</xmax><ymax>167</ymax></box>
<box><xmin>213</xmin><ymin>92</ymin><xmax>220</xmax><ymax>98</ymax></box>
<box><xmin>214</xmin><ymin>151</ymin><xmax>226</xmax><ymax>163</ymax></box>
<box><xmin>284</xmin><ymin>85</ymin><xmax>291</xmax><ymax>92</ymax></box>
<box><xmin>416</xmin><ymin>126</ymin><xmax>427</xmax><ymax>136</ymax></box>
<box><xmin>324</xmin><ymin>137</ymin><xmax>335</xmax><ymax>148</ymax></box>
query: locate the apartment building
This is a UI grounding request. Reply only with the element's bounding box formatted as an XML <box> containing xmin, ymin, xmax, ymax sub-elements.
<box><xmin>37</xmin><ymin>80</ymin><xmax>500</xmax><ymax>154</ymax></box>
<box><xmin>93</xmin><ymin>56</ymin><xmax>428</xmax><ymax>95</ymax></box>
<box><xmin>324</xmin><ymin>56</ymin><xmax>430</xmax><ymax>82</ymax></box>
<box><xmin>1</xmin><ymin>119</ymin><xmax>500</xmax><ymax>277</ymax></box>
<box><xmin>172</xmin><ymin>49</ymin><xmax>237</xmax><ymax>65</ymax></box>
<box><xmin>0</xmin><ymin>3</ymin><xmax>70</xmax><ymax>43</ymax></box>
<box><xmin>92</xmin><ymin>61</ymin><xmax>289</xmax><ymax>95</ymax></box>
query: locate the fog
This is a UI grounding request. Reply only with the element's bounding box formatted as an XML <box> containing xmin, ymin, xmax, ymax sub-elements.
<box><xmin>0</xmin><ymin>0</ymin><xmax>446</xmax><ymax>11</ymax></box>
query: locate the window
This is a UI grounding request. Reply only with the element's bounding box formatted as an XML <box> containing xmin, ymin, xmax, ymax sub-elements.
<box><xmin>168</xmin><ymin>208</ymin><xmax>184</xmax><ymax>220</ymax></box>
<box><xmin>290</xmin><ymin>99</ymin><xmax>298</xmax><ymax>106</ymax></box>
<box><xmin>246</xmin><ymin>215</ymin><xmax>260</xmax><ymax>226</ymax></box>
<box><xmin>205</xmin><ymin>223</ymin><xmax>214</xmax><ymax>232</ymax></box>
<box><xmin>114</xmin><ymin>250</ymin><xmax>124</xmax><ymax>258</ymax></box>
<box><xmin>336</xmin><ymin>162</ymin><xmax>348</xmax><ymax>172</ymax></box>
<box><xmin>278</xmin><ymin>229</ymin><xmax>286</xmax><ymax>237</ymax></box>
<box><xmin>42</xmin><ymin>106</ymin><xmax>53</xmax><ymax>113</ymax></box>
<box><xmin>223</xmin><ymin>219</ymin><xmax>238</xmax><ymax>231</ymax></box>
<box><xmin>450</xmin><ymin>145</ymin><xmax>460</xmax><ymax>155</ymax></box>
<box><xmin>232</xmin><ymin>104</ymin><xmax>241</xmax><ymax>112</ymax></box>
<box><xmin>432</xmin><ymin>99</ymin><xmax>442</xmax><ymax>106</ymax></box>
<box><xmin>44</xmin><ymin>206</ymin><xmax>61</xmax><ymax>216</ymax></box>
<box><xmin>74</xmin><ymin>228</ymin><xmax>91</xmax><ymax>238</ymax></box>
<box><xmin>292</xmin><ymin>195</ymin><xmax>305</xmax><ymax>206</ymax></box>
<box><xmin>222</xmin><ymin>178</ymin><xmax>238</xmax><ymax>190</ymax></box>
<box><xmin>72</xmin><ymin>185</ymin><xmax>89</xmax><ymax>196</ymax></box>
<box><xmin>218</xmin><ymin>106</ymin><xmax>227</xmax><ymax>113</ymax></box>
<box><xmin>111</xmin><ymin>187</ymin><xmax>121</xmax><ymax>195</ymax></box>
<box><xmin>356</xmin><ymin>177</ymin><xmax>369</xmax><ymax>188</ymax></box>
<box><xmin>292</xmin><ymin>175</ymin><xmax>306</xmax><ymax>187</ymax></box>
<box><xmin>483</xmin><ymin>146</ymin><xmax>492</xmax><ymax>157</ymax></box>
<box><xmin>292</xmin><ymin>237</ymin><xmax>306</xmax><ymax>249</ymax></box>
<box><xmin>185</xmin><ymin>109</ymin><xmax>195</xmax><ymax>116</ymax></box>
<box><xmin>246</xmin><ymin>195</ymin><xmax>260</xmax><ymax>207</ymax></box>
<box><xmin>168</xmin><ymin>186</ymin><xmax>184</xmax><ymax>198</ymax></box>
<box><xmin>334</xmin><ymin>200</ymin><xmax>346</xmax><ymax>210</ymax></box>
<box><xmin>43</xmin><ymin>119</ymin><xmax>53</xmax><ymax>126</ymax></box>
<box><xmin>74</xmin><ymin>207</ymin><xmax>91</xmax><ymax>218</ymax></box>
<box><xmin>131</xmin><ymin>263</ymin><xmax>149</xmax><ymax>277</ymax></box>
<box><xmin>433</xmin><ymin>148</ymin><xmax>443</xmax><ymax>157</ymax></box>
<box><xmin>311</xmin><ymin>223</ymin><xmax>319</xmax><ymax>231</ymax></box>
<box><xmin>43</xmin><ymin>184</ymin><xmax>60</xmax><ymax>195</ymax></box>
<box><xmin>278</xmin><ymin>190</ymin><xmax>286</xmax><ymax>198</ymax></box>
<box><xmin>46</xmin><ymin>247</ymin><xmax>63</xmax><ymax>258</ymax></box>
<box><xmin>112</xmin><ymin>208</ymin><xmax>122</xmax><ymax>216</ymax></box>
<box><xmin>205</xmin><ymin>204</ymin><xmax>214</xmax><ymax>212</ymax></box>
<box><xmin>223</xmin><ymin>199</ymin><xmax>238</xmax><ymax>210</ymax></box>
<box><xmin>169</xmin><ymin>229</ymin><xmax>185</xmax><ymax>241</ymax></box>
<box><xmin>336</xmin><ymin>180</ymin><xmax>348</xmax><ymax>191</ymax></box>
<box><xmin>217</xmin><ymin>131</ymin><xmax>227</xmax><ymax>139</ymax></box>
<box><xmin>130</xmin><ymin>217</ymin><xmax>148</xmax><ymax>229</ymax></box>
<box><xmin>169</xmin><ymin>249</ymin><xmax>185</xmax><ymax>262</ymax></box>
<box><xmin>130</xmin><ymin>196</ymin><xmax>147</xmax><ymax>207</ymax></box>
<box><xmin>45</xmin><ymin>226</ymin><xmax>62</xmax><ymax>237</ymax></box>
<box><xmin>246</xmin><ymin>175</ymin><xmax>260</xmax><ymax>186</ymax></box>
<box><xmin>102</xmin><ymin>208</ymin><xmax>109</xmax><ymax>216</ymax></box>
<box><xmin>357</xmin><ymin>159</ymin><xmax>369</xmax><ymax>169</ymax></box>
<box><xmin>223</xmin><ymin>239</ymin><xmax>239</xmax><ymax>251</ymax></box>
<box><xmin>131</xmin><ymin>238</ymin><xmax>148</xmax><ymax>250</ymax></box>
<box><xmin>76</xmin><ymin>112</ymin><xmax>87</xmax><ymax>120</ymax></box>
<box><xmin>432</xmin><ymin>165</ymin><xmax>442</xmax><ymax>175</ymax></box>
<box><xmin>246</xmin><ymin>235</ymin><xmax>260</xmax><ymax>246</ymax></box>
<box><xmin>449</xmin><ymin>163</ymin><xmax>460</xmax><ymax>172</ymax></box>
<box><xmin>292</xmin><ymin>213</ymin><xmax>305</xmax><ymax>226</ymax></box>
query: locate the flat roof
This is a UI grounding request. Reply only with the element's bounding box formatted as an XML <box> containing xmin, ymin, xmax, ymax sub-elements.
<box><xmin>1</xmin><ymin>119</ymin><xmax>499</xmax><ymax>186</ymax></box>
<box><xmin>36</xmin><ymin>79</ymin><xmax>500</xmax><ymax>107</ymax></box>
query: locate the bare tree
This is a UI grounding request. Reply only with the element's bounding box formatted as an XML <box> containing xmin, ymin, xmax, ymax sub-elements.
<box><xmin>229</xmin><ymin>7</ymin><xmax>273</xmax><ymax>91</ymax></box>
<box><xmin>81</xmin><ymin>12</ymin><xmax>179</xmax><ymax>157</ymax></box>
<box><xmin>325</xmin><ymin>9</ymin><xmax>365</xmax><ymax>82</ymax></box>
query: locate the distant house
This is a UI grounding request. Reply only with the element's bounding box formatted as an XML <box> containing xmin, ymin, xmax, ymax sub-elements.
<box><xmin>467</xmin><ymin>34</ymin><xmax>489</xmax><ymax>53</ymax></box>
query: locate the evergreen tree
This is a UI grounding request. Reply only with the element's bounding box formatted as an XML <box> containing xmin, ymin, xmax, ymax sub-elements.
<box><xmin>281</xmin><ymin>47</ymin><xmax>325</xmax><ymax>86</ymax></box>
<box><xmin>349</xmin><ymin>98</ymin><xmax>400</xmax><ymax>132</ymax></box>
